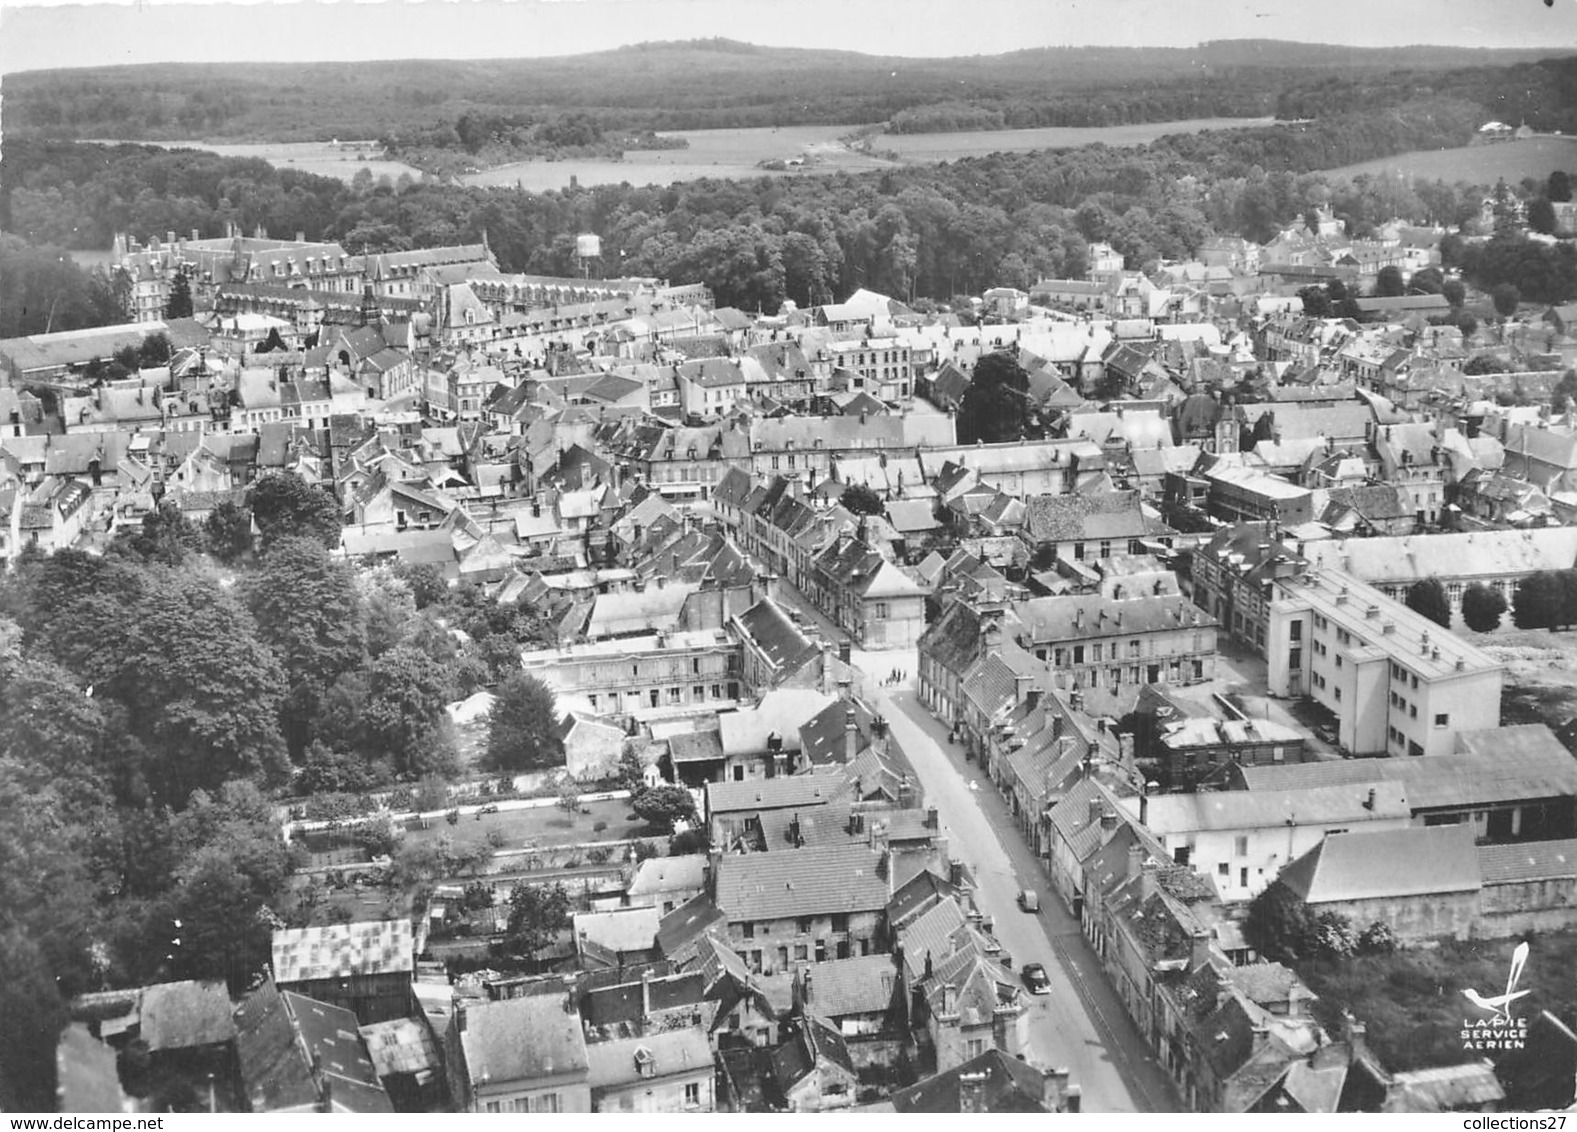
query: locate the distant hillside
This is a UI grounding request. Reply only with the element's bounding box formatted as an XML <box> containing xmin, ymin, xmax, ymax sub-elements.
<box><xmin>4</xmin><ymin>37</ymin><xmax>1575</xmax><ymax>144</ymax></box>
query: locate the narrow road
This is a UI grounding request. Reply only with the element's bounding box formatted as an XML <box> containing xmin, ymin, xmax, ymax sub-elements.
<box><xmin>872</xmin><ymin>685</ymin><xmax>1184</xmax><ymax>1113</ymax></box>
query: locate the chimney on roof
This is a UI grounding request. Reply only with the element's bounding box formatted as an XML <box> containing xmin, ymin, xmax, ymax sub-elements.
<box><xmin>640</xmin><ymin>966</ymin><xmax>653</xmax><ymax>1021</ymax></box>
<box><xmin>948</xmin><ymin>859</ymin><xmax>964</xmax><ymax>887</ymax></box>
<box><xmin>845</xmin><ymin>709</ymin><xmax>859</xmax><ymax>762</ymax></box>
<box><xmin>1189</xmin><ymin>927</ymin><xmax>1215</xmax><ymax>972</ymax></box>
<box><xmin>958</xmin><ymin>1071</ymin><xmax>988</xmax><ymax>1114</ymax></box>
<box><xmin>1099</xmin><ymin>808</ymin><xmax>1118</xmax><ymax>832</ymax></box>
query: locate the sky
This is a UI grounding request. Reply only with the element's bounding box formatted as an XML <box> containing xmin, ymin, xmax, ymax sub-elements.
<box><xmin>2</xmin><ymin>0</ymin><xmax>1576</xmax><ymax>74</ymax></box>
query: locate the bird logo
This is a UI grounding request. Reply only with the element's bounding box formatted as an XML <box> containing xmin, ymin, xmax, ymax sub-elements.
<box><xmin>1462</xmin><ymin>941</ymin><xmax>1531</xmax><ymax>1023</ymax></box>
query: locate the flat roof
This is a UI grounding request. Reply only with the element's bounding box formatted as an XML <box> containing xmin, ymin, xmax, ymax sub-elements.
<box><xmin>1273</xmin><ymin>567</ymin><xmax>1501</xmax><ymax>681</ymax></box>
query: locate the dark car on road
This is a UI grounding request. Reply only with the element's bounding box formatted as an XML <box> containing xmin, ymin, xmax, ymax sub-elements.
<box><xmin>1021</xmin><ymin>963</ymin><xmax>1051</xmax><ymax>995</ymax></box>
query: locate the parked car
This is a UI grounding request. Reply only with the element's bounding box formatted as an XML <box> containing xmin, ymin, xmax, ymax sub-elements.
<box><xmin>1017</xmin><ymin>889</ymin><xmax>1040</xmax><ymax>913</ymax></box>
<box><xmin>1021</xmin><ymin>963</ymin><xmax>1051</xmax><ymax>995</ymax></box>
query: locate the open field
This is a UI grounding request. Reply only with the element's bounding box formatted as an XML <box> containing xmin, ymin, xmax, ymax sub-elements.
<box><xmin>1487</xmin><ymin>628</ymin><xmax>1577</xmax><ymax>750</ymax></box>
<box><xmin>1322</xmin><ymin>135</ymin><xmax>1577</xmax><ymax>184</ymax></box>
<box><xmin>877</xmin><ymin>117</ymin><xmax>1276</xmax><ymax>162</ymax></box>
<box><xmin>128</xmin><ymin>117</ymin><xmax>1281</xmax><ymax>193</ymax></box>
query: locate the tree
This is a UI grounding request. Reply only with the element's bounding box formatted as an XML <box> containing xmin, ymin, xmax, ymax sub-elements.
<box><xmin>484</xmin><ymin>671</ymin><xmax>564</xmax><ymax>772</ymax></box>
<box><xmin>557</xmin><ymin>782</ymin><xmax>581</xmax><ymax>821</ymax></box>
<box><xmin>244</xmin><ymin>537</ymin><xmax>366</xmax><ymax>754</ymax></box>
<box><xmin>203</xmin><ymin>500</ymin><xmax>253</xmax><ymax>563</ymax></box>
<box><xmin>631</xmin><ymin>784</ymin><xmax>698</xmax><ymax>833</ymax></box>
<box><xmin>1554</xmin><ymin>369</ymin><xmax>1577</xmax><ymax>413</ymax></box>
<box><xmin>164</xmin><ymin>270</ymin><xmax>193</xmax><ymax>320</ymax></box>
<box><xmin>1529</xmin><ymin>197</ymin><xmax>1558</xmax><ymax>236</ymax></box>
<box><xmin>1356</xmin><ymin>921</ymin><xmax>1397</xmax><ymax>956</ymax></box>
<box><xmin>1493</xmin><ymin>282</ymin><xmax>1522</xmax><ymax>319</ymax></box>
<box><xmin>1442</xmin><ymin>277</ymin><xmax>1467</xmax><ymax>308</ymax></box>
<box><xmin>956</xmin><ymin>351</ymin><xmax>1032</xmax><ymax>445</ymax></box>
<box><xmin>1243</xmin><ymin>880</ymin><xmax>1316</xmax><ymax>964</ymax></box>
<box><xmin>1373</xmin><ymin>264</ymin><xmax>1406</xmax><ymax>298</ymax></box>
<box><xmin>1461</xmin><ymin>583</ymin><xmax>1507</xmax><ymax>633</ymax></box>
<box><xmin>246</xmin><ymin>472</ymin><xmax>342</xmax><ymax>548</ymax></box>
<box><xmin>616</xmin><ymin>748</ymin><xmax>649</xmax><ymax>794</ymax></box>
<box><xmin>839</xmin><ymin>482</ymin><xmax>885</xmax><ymax>516</ymax></box>
<box><xmin>1410</xmin><ymin>267</ymin><xmax>1444</xmax><ymax>295</ymax></box>
<box><xmin>1550</xmin><ymin>170</ymin><xmax>1573</xmax><ymax>204</ymax></box>
<box><xmin>1403</xmin><ymin>578</ymin><xmax>1452</xmax><ymax>629</ymax></box>
<box><xmin>502</xmin><ymin>881</ymin><xmax>571</xmax><ymax>959</ymax></box>
<box><xmin>1298</xmin><ymin>285</ymin><xmax>1332</xmax><ymax>318</ymax></box>
<box><xmin>109</xmin><ymin>499</ymin><xmax>199</xmax><ymax>566</ymax></box>
<box><xmin>1513</xmin><ymin>570</ymin><xmax>1566</xmax><ymax>630</ymax></box>
<box><xmin>361</xmin><ymin>645</ymin><xmax>456</xmax><ymax>779</ymax></box>
<box><xmin>1463</xmin><ymin>354</ymin><xmax>1508</xmax><ymax>375</ymax></box>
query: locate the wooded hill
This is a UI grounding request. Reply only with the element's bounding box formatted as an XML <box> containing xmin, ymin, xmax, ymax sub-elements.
<box><xmin>5</xmin><ymin>37</ymin><xmax>1574</xmax><ymax>143</ymax></box>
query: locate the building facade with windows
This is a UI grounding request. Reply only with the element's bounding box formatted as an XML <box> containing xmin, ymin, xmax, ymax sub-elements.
<box><xmin>1263</xmin><ymin>567</ymin><xmax>1503</xmax><ymax>757</ymax></box>
<box><xmin>518</xmin><ymin>631</ymin><xmax>742</xmax><ymax>719</ymax></box>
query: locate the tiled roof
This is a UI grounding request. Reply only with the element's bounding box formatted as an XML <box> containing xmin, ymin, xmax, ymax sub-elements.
<box><xmin>270</xmin><ymin>919</ymin><xmax>414</xmax><ymax>985</ymax></box>
<box><xmin>800</xmin><ymin>954</ymin><xmax>900</xmax><ymax>1018</ymax></box>
<box><xmin>1387</xmin><ymin>1062</ymin><xmax>1505</xmax><ymax>1112</ymax></box>
<box><xmin>139</xmin><ymin>980</ymin><xmax>235</xmax><ymax>1052</ymax></box>
<box><xmin>890</xmin><ymin>1048</ymin><xmax>1053</xmax><ymax>1114</ymax></box>
<box><xmin>585</xmin><ymin>1028</ymin><xmax>712</xmax><ymax>1090</ymax></box>
<box><xmin>1013</xmin><ymin>592</ymin><xmax>1213</xmax><ymax>644</ymax></box>
<box><xmin>714</xmin><ymin>844</ymin><xmax>889</xmax><ymax>922</ymax></box>
<box><xmin>1478</xmin><ymin>838</ymin><xmax>1577</xmax><ymax>885</ymax></box>
<box><xmin>1022</xmin><ymin>490</ymin><xmax>1150</xmax><ymax>543</ymax></box>
<box><xmin>734</xmin><ymin>598</ymin><xmax>819</xmax><ymax>673</ymax></box>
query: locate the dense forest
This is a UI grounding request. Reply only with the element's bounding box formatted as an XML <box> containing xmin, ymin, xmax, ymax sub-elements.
<box><xmin>3</xmin><ymin>38</ymin><xmax>1572</xmax><ymax>144</ymax></box>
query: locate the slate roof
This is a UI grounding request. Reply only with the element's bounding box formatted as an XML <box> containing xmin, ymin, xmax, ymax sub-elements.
<box><xmin>628</xmin><ymin>854</ymin><xmax>709</xmax><ymax>898</ymax></box>
<box><xmin>1278</xmin><ymin>825</ymin><xmax>1481</xmax><ymax>904</ymax></box>
<box><xmin>889</xmin><ymin>1048</ymin><xmax>1053</xmax><ymax>1114</ymax></box>
<box><xmin>714</xmin><ymin>844</ymin><xmax>890</xmax><ymax>922</ymax></box>
<box><xmin>708</xmin><ymin>773</ymin><xmax>835</xmax><ymax>816</ymax></box>
<box><xmin>655</xmin><ymin>894</ymin><xmax>727</xmax><ymax>966</ymax></box>
<box><xmin>733</xmin><ymin>598</ymin><xmax>819</xmax><ymax>674</ymax></box>
<box><xmin>573</xmin><ymin>906</ymin><xmax>663</xmax><ymax>954</ymax></box>
<box><xmin>233</xmin><ymin>981</ymin><xmax>392</xmax><ymax>1113</ymax></box>
<box><xmin>1013</xmin><ymin>592</ymin><xmax>1213</xmax><ymax>644</ymax></box>
<box><xmin>1387</xmin><ymin>1062</ymin><xmax>1505</xmax><ymax>1112</ymax></box>
<box><xmin>271</xmin><ymin>919</ymin><xmax>414</xmax><ymax>985</ymax></box>
<box><xmin>667</xmin><ymin>728</ymin><xmax>725</xmax><ymax>765</ymax></box>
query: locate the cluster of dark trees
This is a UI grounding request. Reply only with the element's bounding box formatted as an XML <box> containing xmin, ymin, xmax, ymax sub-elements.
<box><xmin>1511</xmin><ymin>569</ymin><xmax>1577</xmax><ymax>631</ymax></box>
<box><xmin>378</xmin><ymin>111</ymin><xmax>686</xmax><ymax>176</ymax></box>
<box><xmin>0</xmin><ymin>471</ymin><xmax>566</xmax><ymax>1109</ymax></box>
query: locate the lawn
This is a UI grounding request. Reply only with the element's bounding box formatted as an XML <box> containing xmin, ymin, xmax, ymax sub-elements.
<box><xmin>1302</xmin><ymin>932</ymin><xmax>1577</xmax><ymax>1074</ymax></box>
<box><xmin>1323</xmin><ymin>135</ymin><xmax>1577</xmax><ymax>185</ymax></box>
<box><xmin>399</xmin><ymin>796</ymin><xmax>651</xmax><ymax>853</ymax></box>
<box><xmin>1486</xmin><ymin>629</ymin><xmax>1577</xmax><ymax>750</ymax></box>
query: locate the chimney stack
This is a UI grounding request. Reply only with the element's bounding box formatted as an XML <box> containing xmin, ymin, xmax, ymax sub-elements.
<box><xmin>958</xmin><ymin>1071</ymin><xmax>988</xmax><ymax>1114</ymax></box>
<box><xmin>640</xmin><ymin>966</ymin><xmax>653</xmax><ymax>1022</ymax></box>
<box><xmin>1043</xmin><ymin>1068</ymin><xmax>1071</xmax><ymax>1113</ymax></box>
<box><xmin>845</xmin><ymin>709</ymin><xmax>859</xmax><ymax>762</ymax></box>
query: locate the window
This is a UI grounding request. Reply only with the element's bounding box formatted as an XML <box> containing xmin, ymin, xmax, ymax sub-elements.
<box><xmin>1234</xmin><ymin>835</ymin><xmax>1249</xmax><ymax>858</ymax></box>
<box><xmin>794</xmin><ymin>943</ymin><xmax>808</xmax><ymax>961</ymax></box>
<box><xmin>1290</xmin><ymin>621</ymin><xmax>1303</xmax><ymax>641</ymax></box>
<box><xmin>1409</xmin><ymin>704</ymin><xmax>1417</xmax><ymax>719</ymax></box>
<box><xmin>1217</xmin><ymin>862</ymin><xmax>1229</xmax><ymax>877</ymax></box>
<box><xmin>1099</xmin><ymin>540</ymin><xmax>1112</xmax><ymax>559</ymax></box>
<box><xmin>965</xmin><ymin>1038</ymin><xmax>987</xmax><ymax>1059</ymax></box>
<box><xmin>1091</xmin><ymin>643</ymin><xmax>1103</xmax><ymax>663</ymax></box>
<box><xmin>1434</xmin><ymin>712</ymin><xmax>1450</xmax><ymax>728</ymax></box>
<box><xmin>692</xmin><ymin>658</ymin><xmax>701</xmax><ymax>674</ymax></box>
<box><xmin>684</xmin><ymin>1083</ymin><xmax>702</xmax><ymax>1108</ymax></box>
<box><xmin>1173</xmin><ymin>846</ymin><xmax>1191</xmax><ymax>866</ymax></box>
<box><xmin>1240</xmin><ymin>867</ymin><xmax>1250</xmax><ymax>889</ymax></box>
<box><xmin>711</xmin><ymin>684</ymin><xmax>722</xmax><ymax>698</ymax></box>
<box><xmin>743</xmin><ymin>922</ymin><xmax>755</xmax><ymax>939</ymax></box>
<box><xmin>797</xmin><ymin>917</ymin><xmax>813</xmax><ymax>934</ymax></box>
<box><xmin>529</xmin><ymin>1094</ymin><xmax>562</xmax><ymax>1113</ymax></box>
<box><xmin>1334</xmin><ymin>687</ymin><xmax>1342</xmax><ymax>701</ymax></box>
<box><xmin>831</xmin><ymin>912</ymin><xmax>849</xmax><ymax>933</ymax></box>
<box><xmin>875</xmin><ymin>602</ymin><xmax>889</xmax><ymax>618</ymax></box>
<box><xmin>1073</xmin><ymin>645</ymin><xmax>1086</xmax><ymax>664</ymax></box>
<box><xmin>693</xmin><ymin>685</ymin><xmax>705</xmax><ymax>700</ymax></box>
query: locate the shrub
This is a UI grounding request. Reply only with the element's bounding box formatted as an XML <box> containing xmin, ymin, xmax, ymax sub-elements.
<box><xmin>586</xmin><ymin>845</ymin><xmax>613</xmax><ymax>864</ymax></box>
<box><xmin>485</xmin><ymin>828</ymin><xmax>506</xmax><ymax>850</ymax></box>
<box><xmin>445</xmin><ymin>808</ymin><xmax>461</xmax><ymax>826</ymax></box>
<box><xmin>1358</xmin><ymin>921</ymin><xmax>1398</xmax><ymax>956</ymax></box>
<box><xmin>593</xmin><ymin>820</ymin><xmax>608</xmax><ymax>833</ymax></box>
<box><xmin>1313</xmin><ymin>911</ymin><xmax>1358</xmax><ymax>959</ymax></box>
<box><xmin>633</xmin><ymin>839</ymin><xmax>661</xmax><ymax>862</ymax></box>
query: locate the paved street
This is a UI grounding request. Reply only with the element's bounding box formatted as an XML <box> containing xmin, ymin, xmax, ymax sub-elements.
<box><xmin>868</xmin><ymin>682</ymin><xmax>1185</xmax><ymax>1113</ymax></box>
<box><xmin>770</xmin><ymin>572</ymin><xmax>1182</xmax><ymax>1109</ymax></box>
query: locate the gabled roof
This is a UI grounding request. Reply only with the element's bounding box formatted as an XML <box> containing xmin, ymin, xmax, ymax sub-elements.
<box><xmin>140</xmin><ymin>980</ymin><xmax>236</xmax><ymax>1052</ymax></box>
<box><xmin>890</xmin><ymin>1048</ymin><xmax>1055</xmax><ymax>1114</ymax></box>
<box><xmin>454</xmin><ymin>992</ymin><xmax>589</xmax><ymax>1088</ymax></box>
<box><xmin>1278</xmin><ymin>825</ymin><xmax>1480</xmax><ymax>904</ymax></box>
<box><xmin>800</xmin><ymin>954</ymin><xmax>901</xmax><ymax>1018</ymax></box>
<box><xmin>270</xmin><ymin>919</ymin><xmax>414</xmax><ymax>985</ymax></box>
<box><xmin>714</xmin><ymin>844</ymin><xmax>890</xmax><ymax>922</ymax></box>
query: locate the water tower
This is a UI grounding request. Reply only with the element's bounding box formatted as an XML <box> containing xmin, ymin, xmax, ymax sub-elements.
<box><xmin>575</xmin><ymin>233</ymin><xmax>601</xmax><ymax>278</ymax></box>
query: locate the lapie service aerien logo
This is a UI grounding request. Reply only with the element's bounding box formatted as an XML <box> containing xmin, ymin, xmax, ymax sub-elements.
<box><xmin>1460</xmin><ymin>940</ymin><xmax>1531</xmax><ymax>1052</ymax></box>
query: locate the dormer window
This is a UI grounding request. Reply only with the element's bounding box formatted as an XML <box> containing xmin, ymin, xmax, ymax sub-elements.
<box><xmin>634</xmin><ymin>1047</ymin><xmax>656</xmax><ymax>1078</ymax></box>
